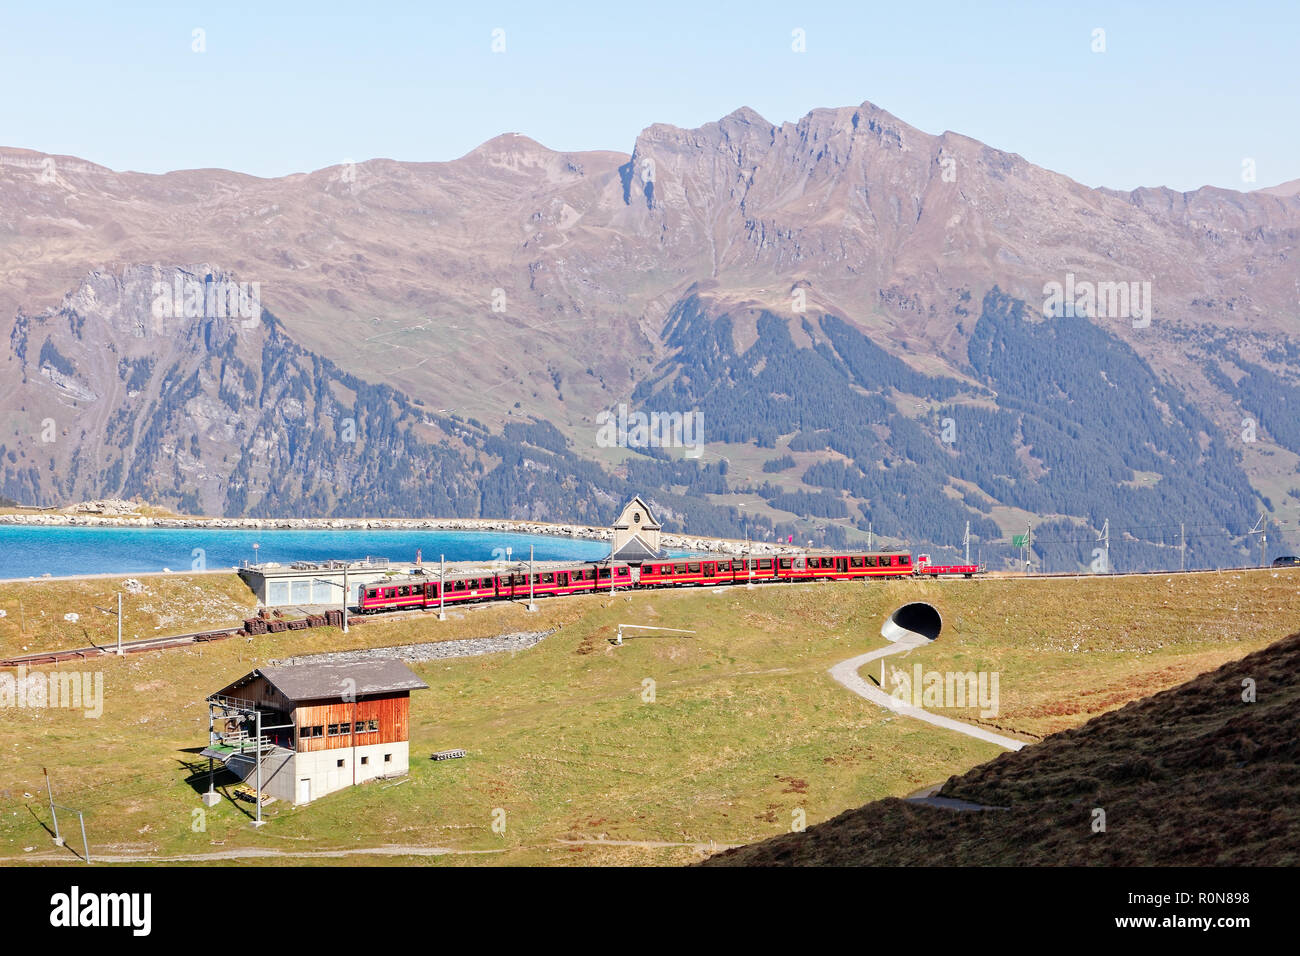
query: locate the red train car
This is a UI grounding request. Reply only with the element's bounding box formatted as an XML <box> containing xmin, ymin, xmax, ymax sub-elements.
<box><xmin>358</xmin><ymin>564</ymin><xmax>635</xmax><ymax>613</ymax></box>
<box><xmin>777</xmin><ymin>552</ymin><xmax>913</xmax><ymax>581</ymax></box>
<box><xmin>639</xmin><ymin>556</ymin><xmax>775</xmax><ymax>587</ymax></box>
<box><xmin>497</xmin><ymin>564</ymin><xmax>631</xmax><ymax>599</ymax></box>
<box><xmin>638</xmin><ymin>551</ymin><xmax>912</xmax><ymax>588</ymax></box>
<box><xmin>913</xmin><ymin>554</ymin><xmax>980</xmax><ymax>578</ymax></box>
<box><xmin>355</xmin><ymin>551</ymin><xmax>925</xmax><ymax>616</ymax></box>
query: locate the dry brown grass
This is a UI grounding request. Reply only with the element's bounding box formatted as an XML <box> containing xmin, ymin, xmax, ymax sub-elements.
<box><xmin>705</xmin><ymin>629</ymin><xmax>1300</xmax><ymax>866</ymax></box>
<box><xmin>0</xmin><ymin>573</ymin><xmax>257</xmax><ymax>654</ymax></box>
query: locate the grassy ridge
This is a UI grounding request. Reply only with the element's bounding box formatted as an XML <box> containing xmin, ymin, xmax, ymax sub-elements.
<box><xmin>709</xmin><ymin>627</ymin><xmax>1300</xmax><ymax>866</ymax></box>
<box><xmin>0</xmin><ymin>573</ymin><xmax>258</xmax><ymax>655</ymax></box>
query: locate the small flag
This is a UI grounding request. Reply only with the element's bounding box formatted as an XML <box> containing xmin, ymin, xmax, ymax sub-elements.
<box><xmin>1012</xmin><ymin>534</ymin><xmax>1027</xmax><ymax>547</ymax></box>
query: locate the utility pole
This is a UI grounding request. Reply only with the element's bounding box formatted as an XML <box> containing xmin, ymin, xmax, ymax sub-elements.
<box><xmin>1180</xmin><ymin>522</ymin><xmax>1186</xmax><ymax>572</ymax></box>
<box><xmin>44</xmin><ymin>768</ymin><xmax>59</xmax><ymax>846</ymax></box>
<box><xmin>252</xmin><ymin>709</ymin><xmax>264</xmax><ymax>828</ymax></box>
<box><xmin>342</xmin><ymin>564</ymin><xmax>349</xmax><ymax>634</ymax></box>
<box><xmin>93</xmin><ymin>595</ymin><xmax>124</xmax><ymax>655</ymax></box>
<box><xmin>867</xmin><ymin>522</ymin><xmax>873</xmax><ymax>550</ymax></box>
<box><xmin>527</xmin><ymin>545</ymin><xmax>537</xmax><ymax>612</ymax></box>
<box><xmin>44</xmin><ymin>768</ymin><xmax>90</xmax><ymax>863</ymax></box>
<box><xmin>1102</xmin><ymin>518</ymin><xmax>1110</xmax><ymax>574</ymax></box>
<box><xmin>963</xmin><ymin>521</ymin><xmax>970</xmax><ymax>564</ymax></box>
<box><xmin>1025</xmin><ymin>521</ymin><xmax>1032</xmax><ymax>574</ymax></box>
<box><xmin>438</xmin><ymin>554</ymin><xmax>446</xmax><ymax>621</ymax></box>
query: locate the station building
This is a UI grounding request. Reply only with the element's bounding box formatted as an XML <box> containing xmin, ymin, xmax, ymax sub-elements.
<box><xmin>238</xmin><ymin>557</ymin><xmax>406</xmax><ymax>608</ymax></box>
<box><xmin>202</xmin><ymin>659</ymin><xmax>428</xmax><ymax>805</ymax></box>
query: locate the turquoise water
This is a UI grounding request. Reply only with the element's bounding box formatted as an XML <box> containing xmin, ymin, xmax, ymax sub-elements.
<box><xmin>0</xmin><ymin>526</ymin><xmax>612</xmax><ymax>579</ymax></box>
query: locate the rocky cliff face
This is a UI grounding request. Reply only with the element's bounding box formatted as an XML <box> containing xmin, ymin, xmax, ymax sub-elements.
<box><xmin>0</xmin><ymin>266</ymin><xmax>786</xmax><ymax>543</ymax></box>
<box><xmin>2</xmin><ymin>265</ymin><xmax>484</xmax><ymax>517</ymax></box>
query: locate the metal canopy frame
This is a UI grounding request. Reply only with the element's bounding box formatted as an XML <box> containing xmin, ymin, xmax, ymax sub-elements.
<box><xmin>205</xmin><ymin>694</ymin><xmax>294</xmax><ymax>827</ymax></box>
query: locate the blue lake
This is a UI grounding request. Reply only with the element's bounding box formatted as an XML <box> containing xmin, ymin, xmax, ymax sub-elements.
<box><xmin>0</xmin><ymin>526</ymin><xmax>612</xmax><ymax>579</ymax></box>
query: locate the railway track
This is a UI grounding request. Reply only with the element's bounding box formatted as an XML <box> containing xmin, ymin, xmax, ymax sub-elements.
<box><xmin>0</xmin><ymin>625</ymin><xmax>248</xmax><ymax>667</ymax></box>
<box><xmin>2</xmin><ymin>564</ymin><xmax>1283</xmax><ymax>669</ymax></box>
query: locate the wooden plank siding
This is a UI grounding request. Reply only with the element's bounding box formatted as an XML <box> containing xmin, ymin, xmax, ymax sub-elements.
<box><xmin>292</xmin><ymin>693</ymin><xmax>411</xmax><ymax>752</ymax></box>
<box><xmin>215</xmin><ymin>674</ymin><xmax>294</xmax><ymax>713</ymax></box>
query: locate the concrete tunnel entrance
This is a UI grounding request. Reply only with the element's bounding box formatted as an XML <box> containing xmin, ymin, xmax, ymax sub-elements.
<box><xmin>881</xmin><ymin>602</ymin><xmax>942</xmax><ymax>643</ymax></box>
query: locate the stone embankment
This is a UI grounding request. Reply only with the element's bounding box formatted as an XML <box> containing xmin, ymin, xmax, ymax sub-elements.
<box><xmin>270</xmin><ymin>630</ymin><xmax>553</xmax><ymax>666</ymax></box>
<box><xmin>0</xmin><ymin>502</ymin><xmax>799</xmax><ymax>556</ymax></box>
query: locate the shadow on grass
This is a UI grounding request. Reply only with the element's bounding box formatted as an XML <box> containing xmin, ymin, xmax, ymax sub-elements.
<box><xmin>25</xmin><ymin>803</ymin><xmax>91</xmax><ymax>862</ymax></box>
<box><xmin>176</xmin><ymin>754</ymin><xmax>256</xmax><ymax>822</ymax></box>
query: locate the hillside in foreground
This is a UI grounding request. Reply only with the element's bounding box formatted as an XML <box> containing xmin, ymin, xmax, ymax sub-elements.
<box><xmin>3</xmin><ymin>570</ymin><xmax>1297</xmax><ymax>865</ymax></box>
<box><xmin>704</xmin><ymin>629</ymin><xmax>1300</xmax><ymax>866</ymax></box>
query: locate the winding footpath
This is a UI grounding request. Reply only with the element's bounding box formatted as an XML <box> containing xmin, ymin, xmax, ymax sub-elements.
<box><xmin>828</xmin><ymin>635</ymin><xmax>1027</xmax><ymax>751</ymax></box>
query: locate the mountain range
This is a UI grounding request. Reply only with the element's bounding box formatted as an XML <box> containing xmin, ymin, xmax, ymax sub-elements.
<box><xmin>2</xmin><ymin>100</ymin><xmax>1298</xmax><ymax>568</ymax></box>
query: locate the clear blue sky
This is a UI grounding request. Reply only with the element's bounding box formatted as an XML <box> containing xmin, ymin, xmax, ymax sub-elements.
<box><xmin>2</xmin><ymin>1</ymin><xmax>1295</xmax><ymax>191</ymax></box>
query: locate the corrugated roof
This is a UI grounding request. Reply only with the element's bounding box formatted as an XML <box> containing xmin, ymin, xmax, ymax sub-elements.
<box><xmin>218</xmin><ymin>659</ymin><xmax>429</xmax><ymax>703</ymax></box>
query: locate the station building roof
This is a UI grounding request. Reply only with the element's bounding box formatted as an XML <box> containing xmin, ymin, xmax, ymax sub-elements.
<box><xmin>213</xmin><ymin>659</ymin><xmax>428</xmax><ymax>704</ymax></box>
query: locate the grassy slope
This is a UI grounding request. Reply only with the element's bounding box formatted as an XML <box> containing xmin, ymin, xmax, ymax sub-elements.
<box><xmin>706</xmin><ymin>628</ymin><xmax>1300</xmax><ymax>866</ymax></box>
<box><xmin>1</xmin><ymin>569</ymin><xmax>1297</xmax><ymax>866</ymax></box>
<box><xmin>869</xmin><ymin>570</ymin><xmax>1300</xmax><ymax>739</ymax></box>
<box><xmin>0</xmin><ymin>574</ymin><xmax>259</xmax><ymax>655</ymax></box>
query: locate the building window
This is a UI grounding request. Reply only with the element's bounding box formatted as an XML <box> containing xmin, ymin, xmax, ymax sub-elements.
<box><xmin>368</xmin><ymin>719</ymin><xmax>379</xmax><ymax>733</ymax></box>
<box><xmin>328</xmin><ymin>723</ymin><xmax>340</xmax><ymax>736</ymax></box>
<box><xmin>384</xmin><ymin>753</ymin><xmax>392</xmax><ymax>763</ymax></box>
<box><xmin>340</xmin><ymin>722</ymin><xmax>351</xmax><ymax>735</ymax></box>
<box><xmin>336</xmin><ymin>759</ymin><xmax>344</xmax><ymax>768</ymax></box>
<box><xmin>361</xmin><ymin>756</ymin><xmax>369</xmax><ymax>765</ymax></box>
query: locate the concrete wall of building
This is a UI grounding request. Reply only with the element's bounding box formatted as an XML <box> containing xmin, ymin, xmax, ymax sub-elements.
<box><xmin>287</xmin><ymin>741</ymin><xmax>411</xmax><ymax>804</ymax></box>
<box><xmin>226</xmin><ymin>750</ymin><xmax>298</xmax><ymax>804</ymax></box>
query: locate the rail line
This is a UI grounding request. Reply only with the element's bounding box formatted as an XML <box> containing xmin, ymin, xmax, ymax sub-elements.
<box><xmin>0</xmin><ymin>626</ymin><xmax>246</xmax><ymax>667</ymax></box>
<box><xmin>2</xmin><ymin>563</ymin><xmax>1286</xmax><ymax>669</ymax></box>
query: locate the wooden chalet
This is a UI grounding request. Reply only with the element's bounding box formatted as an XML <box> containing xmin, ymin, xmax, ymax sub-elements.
<box><xmin>202</xmin><ymin>659</ymin><xmax>428</xmax><ymax>806</ymax></box>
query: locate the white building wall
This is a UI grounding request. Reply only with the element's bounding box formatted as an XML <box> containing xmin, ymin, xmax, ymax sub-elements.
<box><xmin>287</xmin><ymin>741</ymin><xmax>410</xmax><ymax>805</ymax></box>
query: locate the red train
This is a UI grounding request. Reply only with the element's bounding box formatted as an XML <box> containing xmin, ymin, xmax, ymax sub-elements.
<box><xmin>914</xmin><ymin>554</ymin><xmax>980</xmax><ymax>578</ymax></box>
<box><xmin>356</xmin><ymin>549</ymin><xmax>978</xmax><ymax>614</ymax></box>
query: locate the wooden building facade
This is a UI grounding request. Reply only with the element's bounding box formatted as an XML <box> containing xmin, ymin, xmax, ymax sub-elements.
<box><xmin>208</xmin><ymin>659</ymin><xmax>427</xmax><ymax>805</ymax></box>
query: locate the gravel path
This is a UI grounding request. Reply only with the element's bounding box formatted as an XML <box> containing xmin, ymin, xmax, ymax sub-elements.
<box><xmin>828</xmin><ymin>636</ymin><xmax>1027</xmax><ymax>751</ymax></box>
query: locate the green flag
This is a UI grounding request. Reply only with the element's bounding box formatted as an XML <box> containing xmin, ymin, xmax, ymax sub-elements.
<box><xmin>1011</xmin><ymin>534</ymin><xmax>1027</xmax><ymax>547</ymax></box>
